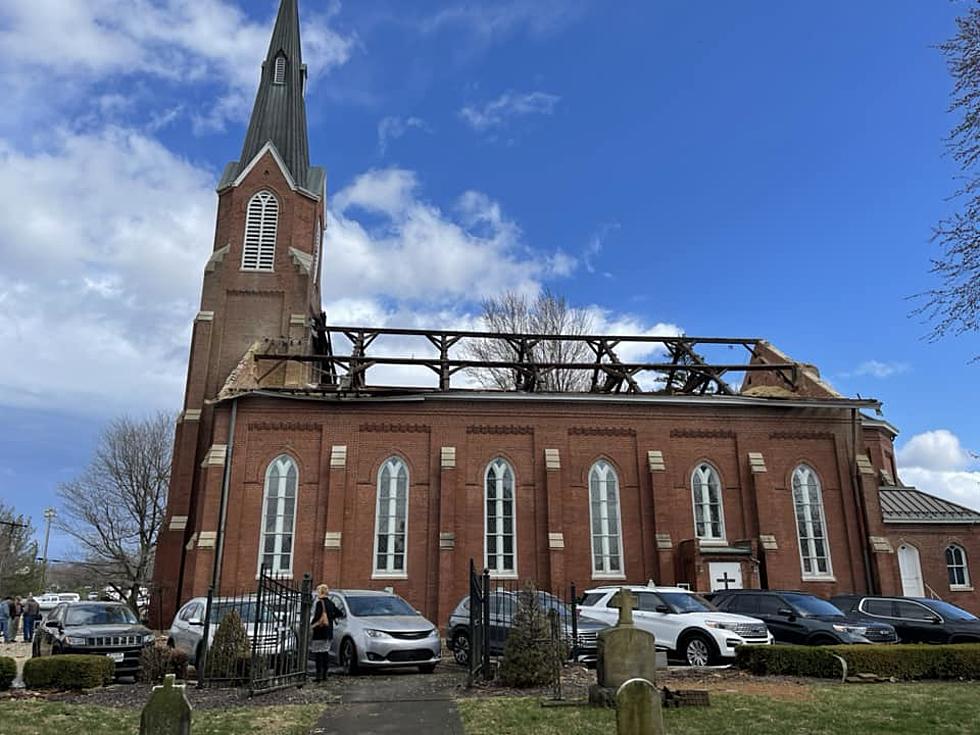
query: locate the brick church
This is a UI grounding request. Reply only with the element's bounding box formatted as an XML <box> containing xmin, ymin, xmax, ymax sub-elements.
<box><xmin>151</xmin><ymin>0</ymin><xmax>980</xmax><ymax>625</ymax></box>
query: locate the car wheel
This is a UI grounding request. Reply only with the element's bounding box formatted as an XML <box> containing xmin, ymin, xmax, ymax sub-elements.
<box><xmin>419</xmin><ymin>663</ymin><xmax>437</xmax><ymax>674</ymax></box>
<box><xmin>681</xmin><ymin>634</ymin><xmax>714</xmax><ymax>667</ymax></box>
<box><xmin>451</xmin><ymin>630</ymin><xmax>470</xmax><ymax>666</ymax></box>
<box><xmin>340</xmin><ymin>638</ymin><xmax>359</xmax><ymax>675</ymax></box>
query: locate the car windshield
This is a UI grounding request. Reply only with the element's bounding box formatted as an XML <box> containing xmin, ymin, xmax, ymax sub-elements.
<box><xmin>660</xmin><ymin>592</ymin><xmax>716</xmax><ymax>613</ymax></box>
<box><xmin>784</xmin><ymin>594</ymin><xmax>844</xmax><ymax>618</ymax></box>
<box><xmin>346</xmin><ymin>595</ymin><xmax>417</xmax><ymax>617</ymax></box>
<box><xmin>923</xmin><ymin>600</ymin><xmax>979</xmax><ymax>622</ymax></box>
<box><xmin>209</xmin><ymin>601</ymin><xmax>275</xmax><ymax>624</ymax></box>
<box><xmin>65</xmin><ymin>605</ymin><xmax>138</xmax><ymax>626</ymax></box>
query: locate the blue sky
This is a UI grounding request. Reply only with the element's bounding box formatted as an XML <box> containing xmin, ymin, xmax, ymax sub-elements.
<box><xmin>0</xmin><ymin>0</ymin><xmax>978</xmax><ymax>559</ymax></box>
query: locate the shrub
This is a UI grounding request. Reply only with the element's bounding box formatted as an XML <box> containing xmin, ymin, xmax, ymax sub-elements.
<box><xmin>0</xmin><ymin>657</ymin><xmax>16</xmax><ymax>690</ymax></box>
<box><xmin>736</xmin><ymin>643</ymin><xmax>980</xmax><ymax>680</ymax></box>
<box><xmin>23</xmin><ymin>655</ymin><xmax>114</xmax><ymax>690</ymax></box>
<box><xmin>138</xmin><ymin>645</ymin><xmax>189</xmax><ymax>683</ymax></box>
<box><xmin>204</xmin><ymin>609</ymin><xmax>251</xmax><ymax>682</ymax></box>
<box><xmin>496</xmin><ymin>583</ymin><xmax>562</xmax><ymax>688</ymax></box>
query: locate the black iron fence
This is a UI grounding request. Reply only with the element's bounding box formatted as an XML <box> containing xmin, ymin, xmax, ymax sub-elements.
<box><xmin>466</xmin><ymin>561</ymin><xmax>587</xmax><ymax>686</ymax></box>
<box><xmin>197</xmin><ymin>569</ymin><xmax>312</xmax><ymax>694</ymax></box>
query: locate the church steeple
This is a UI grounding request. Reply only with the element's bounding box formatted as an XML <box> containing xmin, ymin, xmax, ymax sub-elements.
<box><xmin>232</xmin><ymin>0</ymin><xmax>315</xmax><ymax>192</ymax></box>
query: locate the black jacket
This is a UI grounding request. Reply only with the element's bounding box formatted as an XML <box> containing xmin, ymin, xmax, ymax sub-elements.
<box><xmin>312</xmin><ymin>598</ymin><xmax>341</xmax><ymax>640</ymax></box>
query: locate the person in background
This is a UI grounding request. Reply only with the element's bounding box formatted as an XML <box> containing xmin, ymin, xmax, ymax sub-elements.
<box><xmin>311</xmin><ymin>584</ymin><xmax>341</xmax><ymax>682</ymax></box>
<box><xmin>9</xmin><ymin>597</ymin><xmax>22</xmax><ymax>642</ymax></box>
<box><xmin>23</xmin><ymin>593</ymin><xmax>40</xmax><ymax>642</ymax></box>
<box><xmin>0</xmin><ymin>595</ymin><xmax>11</xmax><ymax>644</ymax></box>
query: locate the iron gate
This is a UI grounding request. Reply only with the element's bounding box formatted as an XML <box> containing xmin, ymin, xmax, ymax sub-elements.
<box><xmin>468</xmin><ymin>561</ymin><xmax>491</xmax><ymax>684</ymax></box>
<box><xmin>198</xmin><ymin>569</ymin><xmax>312</xmax><ymax>694</ymax></box>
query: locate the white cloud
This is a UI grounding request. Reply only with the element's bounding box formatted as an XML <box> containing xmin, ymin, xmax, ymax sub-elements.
<box><xmin>377</xmin><ymin>116</ymin><xmax>429</xmax><ymax>155</ymax></box>
<box><xmin>460</xmin><ymin>91</ymin><xmax>560</xmax><ymax>133</ymax></box>
<box><xmin>0</xmin><ymin>0</ymin><xmax>358</xmax><ymax>133</ymax></box>
<box><xmin>851</xmin><ymin>360</ymin><xmax>909</xmax><ymax>379</ymax></box>
<box><xmin>419</xmin><ymin>1</ymin><xmax>588</xmax><ymax>41</ymax></box>
<box><xmin>325</xmin><ymin>167</ymin><xmax>572</xmax><ymax>303</ymax></box>
<box><xmin>897</xmin><ymin>429</ymin><xmax>980</xmax><ymax>510</ymax></box>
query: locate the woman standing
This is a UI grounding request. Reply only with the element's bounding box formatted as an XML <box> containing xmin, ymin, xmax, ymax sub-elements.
<box><xmin>311</xmin><ymin>584</ymin><xmax>340</xmax><ymax>681</ymax></box>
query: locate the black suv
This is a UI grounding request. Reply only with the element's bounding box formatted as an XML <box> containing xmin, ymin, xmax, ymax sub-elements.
<box><xmin>831</xmin><ymin>595</ymin><xmax>980</xmax><ymax>644</ymax></box>
<box><xmin>33</xmin><ymin>601</ymin><xmax>154</xmax><ymax>678</ymax></box>
<box><xmin>711</xmin><ymin>590</ymin><xmax>897</xmax><ymax>645</ymax></box>
<box><xmin>446</xmin><ymin>590</ymin><xmax>607</xmax><ymax>665</ymax></box>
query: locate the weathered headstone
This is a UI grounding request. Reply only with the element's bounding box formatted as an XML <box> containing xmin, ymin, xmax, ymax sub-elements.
<box><xmin>140</xmin><ymin>673</ymin><xmax>192</xmax><ymax>735</ymax></box>
<box><xmin>589</xmin><ymin>588</ymin><xmax>659</xmax><ymax>707</ymax></box>
<box><xmin>616</xmin><ymin>677</ymin><xmax>666</xmax><ymax>735</ymax></box>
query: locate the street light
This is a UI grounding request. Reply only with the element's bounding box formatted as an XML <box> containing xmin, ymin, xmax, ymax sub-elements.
<box><xmin>41</xmin><ymin>507</ymin><xmax>55</xmax><ymax>591</ymax></box>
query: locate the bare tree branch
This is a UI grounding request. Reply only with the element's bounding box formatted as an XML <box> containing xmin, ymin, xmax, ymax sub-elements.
<box><xmin>56</xmin><ymin>412</ymin><xmax>174</xmax><ymax>611</ymax></box>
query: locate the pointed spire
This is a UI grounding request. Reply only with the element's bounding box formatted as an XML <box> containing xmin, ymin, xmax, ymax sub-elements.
<box><xmin>237</xmin><ymin>0</ymin><xmax>311</xmax><ymax>190</ymax></box>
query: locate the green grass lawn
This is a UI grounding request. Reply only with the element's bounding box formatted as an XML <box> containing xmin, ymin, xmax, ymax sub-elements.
<box><xmin>0</xmin><ymin>700</ymin><xmax>323</xmax><ymax>735</ymax></box>
<box><xmin>458</xmin><ymin>683</ymin><xmax>980</xmax><ymax>735</ymax></box>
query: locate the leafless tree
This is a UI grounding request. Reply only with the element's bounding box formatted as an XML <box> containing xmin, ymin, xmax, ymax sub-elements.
<box><xmin>0</xmin><ymin>502</ymin><xmax>40</xmax><ymax>594</ymax></box>
<box><xmin>465</xmin><ymin>290</ymin><xmax>595</xmax><ymax>391</ymax></box>
<box><xmin>57</xmin><ymin>413</ymin><xmax>173</xmax><ymax>611</ymax></box>
<box><xmin>916</xmin><ymin>10</ymin><xmax>980</xmax><ymax>350</ymax></box>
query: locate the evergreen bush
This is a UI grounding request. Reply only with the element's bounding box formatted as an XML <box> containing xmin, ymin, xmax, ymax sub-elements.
<box><xmin>23</xmin><ymin>655</ymin><xmax>114</xmax><ymax>689</ymax></box>
<box><xmin>736</xmin><ymin>643</ymin><xmax>980</xmax><ymax>680</ymax></box>
<box><xmin>0</xmin><ymin>657</ymin><xmax>16</xmax><ymax>690</ymax></box>
<box><xmin>497</xmin><ymin>583</ymin><xmax>561</xmax><ymax>688</ymax></box>
<box><xmin>138</xmin><ymin>644</ymin><xmax>189</xmax><ymax>683</ymax></box>
<box><xmin>204</xmin><ymin>608</ymin><xmax>251</xmax><ymax>683</ymax></box>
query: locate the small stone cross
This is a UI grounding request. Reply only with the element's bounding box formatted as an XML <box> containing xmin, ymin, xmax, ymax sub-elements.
<box><xmin>610</xmin><ymin>588</ymin><xmax>637</xmax><ymax>626</ymax></box>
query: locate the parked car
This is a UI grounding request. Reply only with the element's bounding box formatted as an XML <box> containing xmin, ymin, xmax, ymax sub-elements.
<box><xmin>831</xmin><ymin>594</ymin><xmax>980</xmax><ymax>644</ymax></box>
<box><xmin>167</xmin><ymin>596</ymin><xmax>298</xmax><ymax>666</ymax></box>
<box><xmin>711</xmin><ymin>590</ymin><xmax>896</xmax><ymax>644</ymax></box>
<box><xmin>579</xmin><ymin>585</ymin><xmax>773</xmax><ymax>666</ymax></box>
<box><xmin>325</xmin><ymin>589</ymin><xmax>441</xmax><ymax>674</ymax></box>
<box><xmin>36</xmin><ymin>592</ymin><xmax>80</xmax><ymax>613</ymax></box>
<box><xmin>445</xmin><ymin>590</ymin><xmax>608</xmax><ymax>667</ymax></box>
<box><xmin>32</xmin><ymin>601</ymin><xmax>154</xmax><ymax>679</ymax></box>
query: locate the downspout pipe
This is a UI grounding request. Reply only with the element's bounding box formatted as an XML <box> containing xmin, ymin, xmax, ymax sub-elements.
<box><xmin>210</xmin><ymin>397</ymin><xmax>238</xmax><ymax>593</ymax></box>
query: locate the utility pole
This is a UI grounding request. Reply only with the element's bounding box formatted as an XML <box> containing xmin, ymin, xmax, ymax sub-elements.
<box><xmin>41</xmin><ymin>507</ymin><xmax>55</xmax><ymax>591</ymax></box>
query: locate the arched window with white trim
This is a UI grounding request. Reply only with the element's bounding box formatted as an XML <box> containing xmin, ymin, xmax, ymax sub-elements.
<box><xmin>273</xmin><ymin>54</ymin><xmax>286</xmax><ymax>84</ymax></box>
<box><xmin>485</xmin><ymin>459</ymin><xmax>516</xmax><ymax>575</ymax></box>
<box><xmin>589</xmin><ymin>460</ymin><xmax>624</xmax><ymax>577</ymax></box>
<box><xmin>259</xmin><ymin>455</ymin><xmax>297</xmax><ymax>576</ymax></box>
<box><xmin>691</xmin><ymin>463</ymin><xmax>725</xmax><ymax>541</ymax></box>
<box><xmin>792</xmin><ymin>464</ymin><xmax>832</xmax><ymax>578</ymax></box>
<box><xmin>374</xmin><ymin>457</ymin><xmax>409</xmax><ymax>576</ymax></box>
<box><xmin>946</xmin><ymin>544</ymin><xmax>970</xmax><ymax>588</ymax></box>
<box><xmin>241</xmin><ymin>190</ymin><xmax>278</xmax><ymax>271</ymax></box>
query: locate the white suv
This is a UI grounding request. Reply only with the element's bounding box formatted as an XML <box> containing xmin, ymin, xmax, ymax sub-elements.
<box><xmin>580</xmin><ymin>585</ymin><xmax>773</xmax><ymax>666</ymax></box>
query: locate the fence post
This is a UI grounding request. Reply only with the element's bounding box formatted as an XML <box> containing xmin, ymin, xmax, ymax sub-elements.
<box><xmin>481</xmin><ymin>567</ymin><xmax>491</xmax><ymax>679</ymax></box>
<box><xmin>299</xmin><ymin>573</ymin><xmax>313</xmax><ymax>684</ymax></box>
<box><xmin>249</xmin><ymin>568</ymin><xmax>265</xmax><ymax>694</ymax></box>
<box><xmin>197</xmin><ymin>586</ymin><xmax>215</xmax><ymax>688</ymax></box>
<box><xmin>570</xmin><ymin>582</ymin><xmax>578</xmax><ymax>658</ymax></box>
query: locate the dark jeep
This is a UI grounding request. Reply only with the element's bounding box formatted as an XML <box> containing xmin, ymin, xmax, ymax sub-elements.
<box><xmin>32</xmin><ymin>601</ymin><xmax>154</xmax><ymax>679</ymax></box>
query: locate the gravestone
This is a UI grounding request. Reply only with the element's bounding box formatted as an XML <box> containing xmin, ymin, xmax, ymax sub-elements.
<box><xmin>140</xmin><ymin>673</ymin><xmax>192</xmax><ymax>735</ymax></box>
<box><xmin>589</xmin><ymin>588</ymin><xmax>658</xmax><ymax>708</ymax></box>
<box><xmin>617</xmin><ymin>678</ymin><xmax>666</xmax><ymax>735</ymax></box>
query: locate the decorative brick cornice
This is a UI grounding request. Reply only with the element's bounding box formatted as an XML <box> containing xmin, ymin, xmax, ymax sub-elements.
<box><xmin>359</xmin><ymin>423</ymin><xmax>430</xmax><ymax>433</ymax></box>
<box><xmin>769</xmin><ymin>431</ymin><xmax>834</xmax><ymax>441</ymax></box>
<box><xmin>249</xmin><ymin>421</ymin><xmax>322</xmax><ymax>432</ymax></box>
<box><xmin>226</xmin><ymin>288</ymin><xmax>284</xmax><ymax>297</ymax></box>
<box><xmin>568</xmin><ymin>426</ymin><xmax>636</xmax><ymax>437</ymax></box>
<box><xmin>670</xmin><ymin>429</ymin><xmax>735</xmax><ymax>439</ymax></box>
<box><xmin>466</xmin><ymin>425</ymin><xmax>533</xmax><ymax>435</ymax></box>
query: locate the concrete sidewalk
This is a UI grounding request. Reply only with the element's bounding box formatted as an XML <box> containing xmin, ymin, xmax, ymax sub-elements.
<box><xmin>309</xmin><ymin>670</ymin><xmax>465</xmax><ymax>735</ymax></box>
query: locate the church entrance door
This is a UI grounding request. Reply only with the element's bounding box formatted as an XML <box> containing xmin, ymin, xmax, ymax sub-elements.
<box><xmin>897</xmin><ymin>544</ymin><xmax>925</xmax><ymax>597</ymax></box>
<box><xmin>708</xmin><ymin>562</ymin><xmax>743</xmax><ymax>592</ymax></box>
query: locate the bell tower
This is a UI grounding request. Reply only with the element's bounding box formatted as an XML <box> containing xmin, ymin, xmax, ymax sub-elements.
<box><xmin>152</xmin><ymin>0</ymin><xmax>325</xmax><ymax>623</ymax></box>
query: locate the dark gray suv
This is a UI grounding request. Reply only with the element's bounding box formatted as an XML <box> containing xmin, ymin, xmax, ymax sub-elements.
<box><xmin>446</xmin><ymin>590</ymin><xmax>607</xmax><ymax>665</ymax></box>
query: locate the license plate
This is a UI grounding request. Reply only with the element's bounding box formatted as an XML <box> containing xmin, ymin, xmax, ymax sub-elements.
<box><xmin>106</xmin><ymin>652</ymin><xmax>125</xmax><ymax>663</ymax></box>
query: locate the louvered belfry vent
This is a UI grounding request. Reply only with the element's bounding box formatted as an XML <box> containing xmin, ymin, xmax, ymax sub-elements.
<box><xmin>274</xmin><ymin>54</ymin><xmax>286</xmax><ymax>84</ymax></box>
<box><xmin>242</xmin><ymin>190</ymin><xmax>279</xmax><ymax>271</ymax></box>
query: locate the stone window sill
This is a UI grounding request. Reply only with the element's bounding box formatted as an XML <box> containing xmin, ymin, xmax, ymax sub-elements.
<box><xmin>801</xmin><ymin>575</ymin><xmax>836</xmax><ymax>583</ymax></box>
<box><xmin>950</xmin><ymin>585</ymin><xmax>974</xmax><ymax>592</ymax></box>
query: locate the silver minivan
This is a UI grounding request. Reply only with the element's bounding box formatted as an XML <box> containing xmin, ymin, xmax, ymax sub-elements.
<box><xmin>326</xmin><ymin>589</ymin><xmax>441</xmax><ymax>674</ymax></box>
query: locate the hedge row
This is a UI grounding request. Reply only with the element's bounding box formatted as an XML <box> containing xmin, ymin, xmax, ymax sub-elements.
<box><xmin>736</xmin><ymin>643</ymin><xmax>980</xmax><ymax>680</ymax></box>
<box><xmin>0</xmin><ymin>657</ymin><xmax>15</xmax><ymax>690</ymax></box>
<box><xmin>23</xmin><ymin>655</ymin><xmax>114</xmax><ymax>690</ymax></box>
